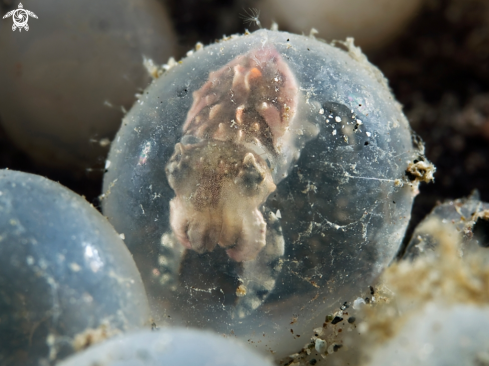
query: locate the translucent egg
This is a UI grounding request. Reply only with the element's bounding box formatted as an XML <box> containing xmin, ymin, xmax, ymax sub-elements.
<box><xmin>0</xmin><ymin>0</ymin><xmax>176</xmax><ymax>170</ymax></box>
<box><xmin>0</xmin><ymin>170</ymin><xmax>149</xmax><ymax>365</ymax></box>
<box><xmin>102</xmin><ymin>29</ymin><xmax>428</xmax><ymax>359</ymax></box>
<box><xmin>404</xmin><ymin>191</ymin><xmax>489</xmax><ymax>259</ymax></box>
<box><xmin>58</xmin><ymin>328</ymin><xmax>274</xmax><ymax>366</ymax></box>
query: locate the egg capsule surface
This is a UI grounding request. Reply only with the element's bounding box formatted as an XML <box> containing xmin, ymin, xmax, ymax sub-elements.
<box><xmin>0</xmin><ymin>170</ymin><xmax>149</xmax><ymax>365</ymax></box>
<box><xmin>58</xmin><ymin>328</ymin><xmax>274</xmax><ymax>366</ymax></box>
<box><xmin>103</xmin><ymin>29</ymin><xmax>427</xmax><ymax>359</ymax></box>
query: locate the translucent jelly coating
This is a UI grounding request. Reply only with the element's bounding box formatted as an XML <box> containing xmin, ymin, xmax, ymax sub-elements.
<box><xmin>404</xmin><ymin>192</ymin><xmax>489</xmax><ymax>259</ymax></box>
<box><xmin>103</xmin><ymin>29</ymin><xmax>423</xmax><ymax>359</ymax></box>
<box><xmin>166</xmin><ymin>45</ymin><xmax>317</xmax><ymax>262</ymax></box>
<box><xmin>0</xmin><ymin>170</ymin><xmax>149</xmax><ymax>366</ymax></box>
<box><xmin>364</xmin><ymin>304</ymin><xmax>489</xmax><ymax>366</ymax></box>
<box><xmin>58</xmin><ymin>328</ymin><xmax>274</xmax><ymax>366</ymax></box>
<box><xmin>0</xmin><ymin>0</ymin><xmax>176</xmax><ymax>169</ymax></box>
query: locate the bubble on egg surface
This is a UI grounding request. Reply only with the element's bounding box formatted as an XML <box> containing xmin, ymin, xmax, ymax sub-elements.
<box><xmin>0</xmin><ymin>0</ymin><xmax>176</xmax><ymax>170</ymax></box>
<box><xmin>102</xmin><ymin>29</ymin><xmax>428</xmax><ymax>359</ymax></box>
<box><xmin>0</xmin><ymin>170</ymin><xmax>149</xmax><ymax>365</ymax></box>
<box><xmin>58</xmin><ymin>328</ymin><xmax>274</xmax><ymax>366</ymax></box>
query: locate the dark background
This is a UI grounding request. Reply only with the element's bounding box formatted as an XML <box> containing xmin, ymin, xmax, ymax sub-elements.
<box><xmin>1</xmin><ymin>0</ymin><xmax>488</xmax><ymax>256</ymax></box>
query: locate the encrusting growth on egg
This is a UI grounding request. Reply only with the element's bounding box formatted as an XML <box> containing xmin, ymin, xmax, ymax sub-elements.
<box><xmin>360</xmin><ymin>216</ymin><xmax>489</xmax><ymax>343</ymax></box>
<box><xmin>406</xmin><ymin>160</ymin><xmax>436</xmax><ymax>184</ymax></box>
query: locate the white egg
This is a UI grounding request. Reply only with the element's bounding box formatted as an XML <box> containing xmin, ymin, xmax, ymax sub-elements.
<box><xmin>0</xmin><ymin>0</ymin><xmax>176</xmax><ymax>170</ymax></box>
<box><xmin>58</xmin><ymin>328</ymin><xmax>274</xmax><ymax>366</ymax></box>
<box><xmin>260</xmin><ymin>0</ymin><xmax>424</xmax><ymax>51</ymax></box>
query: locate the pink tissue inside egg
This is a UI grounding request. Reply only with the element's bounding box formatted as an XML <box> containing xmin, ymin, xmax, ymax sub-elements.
<box><xmin>183</xmin><ymin>45</ymin><xmax>299</xmax><ymax>152</ymax></box>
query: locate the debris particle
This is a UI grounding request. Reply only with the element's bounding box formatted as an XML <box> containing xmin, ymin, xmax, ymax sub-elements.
<box><xmin>195</xmin><ymin>42</ymin><xmax>203</xmax><ymax>51</ymax></box>
<box><xmin>406</xmin><ymin>160</ymin><xmax>436</xmax><ymax>183</ymax></box>
<box><xmin>72</xmin><ymin>324</ymin><xmax>120</xmax><ymax>351</ymax></box>
<box><xmin>331</xmin><ymin>316</ymin><xmax>343</xmax><ymax>325</ymax></box>
<box><xmin>99</xmin><ymin>138</ymin><xmax>111</xmax><ymax>147</ymax></box>
<box><xmin>315</xmin><ymin>338</ymin><xmax>327</xmax><ymax>353</ymax></box>
<box><xmin>333</xmin><ymin>344</ymin><xmax>343</xmax><ymax>352</ymax></box>
<box><xmin>236</xmin><ymin>284</ymin><xmax>247</xmax><ymax>297</ymax></box>
<box><xmin>143</xmin><ymin>57</ymin><xmax>161</xmax><ymax>79</ymax></box>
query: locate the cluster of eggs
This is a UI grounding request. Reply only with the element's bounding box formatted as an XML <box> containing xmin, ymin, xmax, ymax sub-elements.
<box><xmin>272</xmin><ymin>193</ymin><xmax>489</xmax><ymax>366</ymax></box>
<box><xmin>0</xmin><ymin>25</ymin><xmax>425</xmax><ymax>364</ymax></box>
<box><xmin>7</xmin><ymin>1</ymin><xmax>487</xmax><ymax>366</ymax></box>
<box><xmin>352</xmin><ymin>193</ymin><xmax>489</xmax><ymax>366</ymax></box>
<box><xmin>0</xmin><ymin>0</ymin><xmax>176</xmax><ymax>170</ymax></box>
<box><xmin>0</xmin><ymin>0</ymin><xmax>426</xmax><ymax>172</ymax></box>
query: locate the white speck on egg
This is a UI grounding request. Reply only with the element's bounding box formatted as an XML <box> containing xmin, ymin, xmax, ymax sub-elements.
<box><xmin>70</xmin><ymin>263</ymin><xmax>81</xmax><ymax>272</ymax></box>
<box><xmin>353</xmin><ymin>297</ymin><xmax>366</xmax><ymax>309</ymax></box>
<box><xmin>315</xmin><ymin>338</ymin><xmax>327</xmax><ymax>353</ymax></box>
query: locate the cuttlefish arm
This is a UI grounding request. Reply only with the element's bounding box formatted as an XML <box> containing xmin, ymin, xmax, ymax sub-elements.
<box><xmin>166</xmin><ymin>141</ymin><xmax>275</xmax><ymax>262</ymax></box>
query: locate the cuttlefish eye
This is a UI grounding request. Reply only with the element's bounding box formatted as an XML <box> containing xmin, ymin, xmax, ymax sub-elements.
<box><xmin>237</xmin><ymin>153</ymin><xmax>266</xmax><ymax>192</ymax></box>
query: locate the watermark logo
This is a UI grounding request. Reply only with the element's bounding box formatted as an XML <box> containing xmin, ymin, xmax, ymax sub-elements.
<box><xmin>3</xmin><ymin>3</ymin><xmax>38</xmax><ymax>32</ymax></box>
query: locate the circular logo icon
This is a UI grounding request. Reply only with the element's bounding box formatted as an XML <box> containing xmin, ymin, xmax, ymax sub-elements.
<box><xmin>2</xmin><ymin>3</ymin><xmax>38</xmax><ymax>32</ymax></box>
